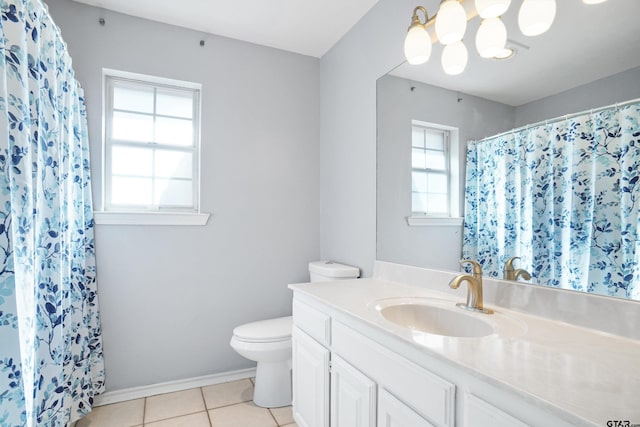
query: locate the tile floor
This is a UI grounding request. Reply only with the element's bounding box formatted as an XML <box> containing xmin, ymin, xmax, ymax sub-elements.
<box><xmin>76</xmin><ymin>379</ymin><xmax>297</xmax><ymax>427</ymax></box>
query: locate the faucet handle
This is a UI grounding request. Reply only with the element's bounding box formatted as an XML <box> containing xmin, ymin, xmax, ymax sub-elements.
<box><xmin>459</xmin><ymin>259</ymin><xmax>482</xmax><ymax>275</ymax></box>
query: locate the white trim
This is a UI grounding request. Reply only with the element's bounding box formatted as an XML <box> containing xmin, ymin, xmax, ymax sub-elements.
<box><xmin>406</xmin><ymin>216</ymin><xmax>463</xmax><ymax>227</ymax></box>
<box><xmin>94</xmin><ymin>211</ymin><xmax>210</xmax><ymax>226</ymax></box>
<box><xmin>94</xmin><ymin>367</ymin><xmax>256</xmax><ymax>406</ymax></box>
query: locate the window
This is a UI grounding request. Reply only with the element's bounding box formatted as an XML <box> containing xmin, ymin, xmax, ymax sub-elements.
<box><xmin>99</xmin><ymin>70</ymin><xmax>207</xmax><ymax>225</ymax></box>
<box><xmin>409</xmin><ymin>121</ymin><xmax>461</xmax><ymax>226</ymax></box>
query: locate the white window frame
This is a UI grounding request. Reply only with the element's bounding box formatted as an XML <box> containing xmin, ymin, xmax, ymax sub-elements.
<box><xmin>94</xmin><ymin>69</ymin><xmax>209</xmax><ymax>226</ymax></box>
<box><xmin>407</xmin><ymin>120</ymin><xmax>462</xmax><ymax>227</ymax></box>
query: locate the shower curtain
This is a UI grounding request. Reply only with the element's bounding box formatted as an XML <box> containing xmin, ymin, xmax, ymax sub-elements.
<box><xmin>462</xmin><ymin>101</ymin><xmax>640</xmax><ymax>300</ymax></box>
<box><xmin>0</xmin><ymin>1</ymin><xmax>105</xmax><ymax>426</ymax></box>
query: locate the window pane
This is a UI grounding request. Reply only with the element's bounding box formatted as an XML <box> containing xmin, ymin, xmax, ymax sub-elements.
<box><xmin>155</xmin><ymin>117</ymin><xmax>193</xmax><ymax>146</ymax></box>
<box><xmin>412</xmin><ymin>193</ymin><xmax>427</xmax><ymax>213</ymax></box>
<box><xmin>155</xmin><ymin>150</ymin><xmax>193</xmax><ymax>179</ymax></box>
<box><xmin>112</xmin><ymin>146</ymin><xmax>153</xmax><ymax>177</ymax></box>
<box><xmin>412</xmin><ymin>171</ymin><xmax>427</xmax><ymax>193</ymax></box>
<box><xmin>427</xmin><ymin>173</ymin><xmax>448</xmax><ymax>193</ymax></box>
<box><xmin>156</xmin><ymin>89</ymin><xmax>193</xmax><ymax>119</ymax></box>
<box><xmin>111</xmin><ymin>177</ymin><xmax>153</xmax><ymax>205</ymax></box>
<box><xmin>154</xmin><ymin>179</ymin><xmax>193</xmax><ymax>206</ymax></box>
<box><xmin>112</xmin><ymin>111</ymin><xmax>154</xmax><ymax>142</ymax></box>
<box><xmin>425</xmin><ymin>131</ymin><xmax>444</xmax><ymax>150</ymax></box>
<box><xmin>427</xmin><ymin>194</ymin><xmax>449</xmax><ymax>214</ymax></box>
<box><xmin>426</xmin><ymin>150</ymin><xmax>446</xmax><ymax>170</ymax></box>
<box><xmin>113</xmin><ymin>84</ymin><xmax>154</xmax><ymax>113</ymax></box>
<box><xmin>412</xmin><ymin>148</ymin><xmax>426</xmax><ymax>169</ymax></box>
<box><xmin>412</xmin><ymin>128</ymin><xmax>425</xmax><ymax>148</ymax></box>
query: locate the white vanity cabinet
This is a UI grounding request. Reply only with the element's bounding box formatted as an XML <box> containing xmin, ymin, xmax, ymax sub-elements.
<box><xmin>292</xmin><ymin>295</ymin><xmax>578</xmax><ymax>427</ymax></box>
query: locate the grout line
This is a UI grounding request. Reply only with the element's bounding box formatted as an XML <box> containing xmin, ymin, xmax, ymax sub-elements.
<box><xmin>200</xmin><ymin>387</ymin><xmax>214</xmax><ymax>427</ymax></box>
<box><xmin>142</xmin><ymin>396</ymin><xmax>147</xmax><ymax>425</ymax></box>
<box><xmin>267</xmin><ymin>407</ymin><xmax>280</xmax><ymax>426</ymax></box>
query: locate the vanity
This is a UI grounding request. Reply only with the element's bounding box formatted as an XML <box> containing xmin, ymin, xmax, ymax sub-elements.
<box><xmin>289</xmin><ymin>261</ymin><xmax>640</xmax><ymax>427</ymax></box>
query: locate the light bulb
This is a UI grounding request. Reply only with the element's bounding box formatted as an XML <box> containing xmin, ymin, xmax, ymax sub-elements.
<box><xmin>435</xmin><ymin>0</ymin><xmax>467</xmax><ymax>45</ymax></box>
<box><xmin>475</xmin><ymin>17</ymin><xmax>507</xmax><ymax>58</ymax></box>
<box><xmin>475</xmin><ymin>0</ymin><xmax>511</xmax><ymax>19</ymax></box>
<box><xmin>518</xmin><ymin>0</ymin><xmax>556</xmax><ymax>36</ymax></box>
<box><xmin>441</xmin><ymin>41</ymin><xmax>468</xmax><ymax>75</ymax></box>
<box><xmin>404</xmin><ymin>24</ymin><xmax>432</xmax><ymax>65</ymax></box>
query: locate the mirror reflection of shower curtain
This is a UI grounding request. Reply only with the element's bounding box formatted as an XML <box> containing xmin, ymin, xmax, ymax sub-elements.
<box><xmin>463</xmin><ymin>101</ymin><xmax>640</xmax><ymax>300</ymax></box>
<box><xmin>0</xmin><ymin>1</ymin><xmax>105</xmax><ymax>426</ymax></box>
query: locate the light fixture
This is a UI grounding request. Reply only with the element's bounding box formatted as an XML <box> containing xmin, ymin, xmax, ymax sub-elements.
<box><xmin>404</xmin><ymin>0</ymin><xmax>601</xmax><ymax>75</ymax></box>
<box><xmin>442</xmin><ymin>41</ymin><xmax>468</xmax><ymax>75</ymax></box>
<box><xmin>476</xmin><ymin>17</ymin><xmax>507</xmax><ymax>58</ymax></box>
<box><xmin>404</xmin><ymin>6</ymin><xmax>432</xmax><ymax>65</ymax></box>
<box><xmin>435</xmin><ymin>0</ymin><xmax>467</xmax><ymax>45</ymax></box>
<box><xmin>518</xmin><ymin>0</ymin><xmax>556</xmax><ymax>36</ymax></box>
<box><xmin>475</xmin><ymin>0</ymin><xmax>511</xmax><ymax>19</ymax></box>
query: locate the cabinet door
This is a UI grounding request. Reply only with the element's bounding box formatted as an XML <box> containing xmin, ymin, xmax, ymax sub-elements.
<box><xmin>292</xmin><ymin>326</ymin><xmax>330</xmax><ymax>427</ymax></box>
<box><xmin>330</xmin><ymin>355</ymin><xmax>376</xmax><ymax>427</ymax></box>
<box><xmin>378</xmin><ymin>388</ymin><xmax>434</xmax><ymax>427</ymax></box>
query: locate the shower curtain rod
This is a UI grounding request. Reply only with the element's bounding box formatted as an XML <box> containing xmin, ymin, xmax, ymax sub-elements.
<box><xmin>477</xmin><ymin>97</ymin><xmax>640</xmax><ymax>143</ymax></box>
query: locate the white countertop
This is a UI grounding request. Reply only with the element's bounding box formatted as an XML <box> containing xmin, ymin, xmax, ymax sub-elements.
<box><xmin>289</xmin><ymin>278</ymin><xmax>640</xmax><ymax>427</ymax></box>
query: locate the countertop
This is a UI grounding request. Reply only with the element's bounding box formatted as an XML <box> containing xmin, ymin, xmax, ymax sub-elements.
<box><xmin>289</xmin><ymin>278</ymin><xmax>640</xmax><ymax>427</ymax></box>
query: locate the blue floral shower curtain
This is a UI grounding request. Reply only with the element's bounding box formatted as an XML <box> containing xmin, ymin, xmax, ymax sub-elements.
<box><xmin>0</xmin><ymin>1</ymin><xmax>105</xmax><ymax>426</ymax></box>
<box><xmin>463</xmin><ymin>101</ymin><xmax>640</xmax><ymax>300</ymax></box>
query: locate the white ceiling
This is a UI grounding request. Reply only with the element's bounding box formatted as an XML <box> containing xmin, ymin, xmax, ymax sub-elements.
<box><xmin>69</xmin><ymin>0</ymin><xmax>380</xmax><ymax>58</ymax></box>
<box><xmin>391</xmin><ymin>1</ymin><xmax>640</xmax><ymax>106</ymax></box>
<box><xmin>68</xmin><ymin>0</ymin><xmax>639</xmax><ymax>106</ymax></box>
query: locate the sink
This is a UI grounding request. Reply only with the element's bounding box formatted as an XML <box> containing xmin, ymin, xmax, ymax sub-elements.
<box><xmin>376</xmin><ymin>300</ymin><xmax>495</xmax><ymax>338</ymax></box>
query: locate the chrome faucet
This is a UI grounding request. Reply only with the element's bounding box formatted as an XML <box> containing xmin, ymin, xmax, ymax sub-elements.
<box><xmin>448</xmin><ymin>260</ymin><xmax>493</xmax><ymax>314</ymax></box>
<box><xmin>503</xmin><ymin>256</ymin><xmax>532</xmax><ymax>281</ymax></box>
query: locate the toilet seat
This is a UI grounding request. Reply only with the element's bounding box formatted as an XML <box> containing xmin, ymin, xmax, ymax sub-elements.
<box><xmin>232</xmin><ymin>316</ymin><xmax>292</xmax><ymax>343</ymax></box>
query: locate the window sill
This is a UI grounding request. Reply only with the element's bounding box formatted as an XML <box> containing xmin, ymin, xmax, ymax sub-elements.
<box><xmin>94</xmin><ymin>211</ymin><xmax>211</xmax><ymax>226</ymax></box>
<box><xmin>406</xmin><ymin>216</ymin><xmax>464</xmax><ymax>227</ymax></box>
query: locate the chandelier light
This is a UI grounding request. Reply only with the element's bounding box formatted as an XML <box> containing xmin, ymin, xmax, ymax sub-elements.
<box><xmin>518</xmin><ymin>0</ymin><xmax>556</xmax><ymax>36</ymax></box>
<box><xmin>476</xmin><ymin>17</ymin><xmax>507</xmax><ymax>58</ymax></box>
<box><xmin>435</xmin><ymin>0</ymin><xmax>467</xmax><ymax>45</ymax></box>
<box><xmin>404</xmin><ymin>6</ymin><xmax>432</xmax><ymax>65</ymax></box>
<box><xmin>403</xmin><ymin>0</ymin><xmax>608</xmax><ymax>74</ymax></box>
<box><xmin>442</xmin><ymin>41</ymin><xmax>469</xmax><ymax>75</ymax></box>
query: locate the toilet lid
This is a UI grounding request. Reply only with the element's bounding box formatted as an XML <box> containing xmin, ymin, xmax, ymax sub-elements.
<box><xmin>233</xmin><ymin>316</ymin><xmax>293</xmax><ymax>342</ymax></box>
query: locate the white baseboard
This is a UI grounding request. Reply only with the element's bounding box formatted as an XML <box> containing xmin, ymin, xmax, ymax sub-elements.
<box><xmin>94</xmin><ymin>367</ymin><xmax>257</xmax><ymax>407</ymax></box>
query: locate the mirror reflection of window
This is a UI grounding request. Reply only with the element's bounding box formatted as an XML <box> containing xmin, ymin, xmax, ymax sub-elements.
<box><xmin>411</xmin><ymin>122</ymin><xmax>452</xmax><ymax>217</ymax></box>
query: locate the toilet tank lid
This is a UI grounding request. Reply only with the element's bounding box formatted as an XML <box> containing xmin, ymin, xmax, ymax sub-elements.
<box><xmin>233</xmin><ymin>316</ymin><xmax>292</xmax><ymax>342</ymax></box>
<box><xmin>309</xmin><ymin>261</ymin><xmax>360</xmax><ymax>278</ymax></box>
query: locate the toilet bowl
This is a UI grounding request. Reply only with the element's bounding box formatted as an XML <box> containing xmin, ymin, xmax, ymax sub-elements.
<box><xmin>230</xmin><ymin>261</ymin><xmax>360</xmax><ymax>408</ymax></box>
<box><xmin>230</xmin><ymin>316</ymin><xmax>293</xmax><ymax>408</ymax></box>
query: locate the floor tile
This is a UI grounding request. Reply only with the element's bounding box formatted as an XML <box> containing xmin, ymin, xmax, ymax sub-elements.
<box><xmin>144</xmin><ymin>411</ymin><xmax>210</xmax><ymax>427</ymax></box>
<box><xmin>209</xmin><ymin>401</ymin><xmax>277</xmax><ymax>427</ymax></box>
<box><xmin>281</xmin><ymin>424</ymin><xmax>298</xmax><ymax>427</ymax></box>
<box><xmin>75</xmin><ymin>398</ymin><xmax>144</xmax><ymax>427</ymax></box>
<box><xmin>269</xmin><ymin>406</ymin><xmax>294</xmax><ymax>426</ymax></box>
<box><xmin>145</xmin><ymin>388</ymin><xmax>205</xmax><ymax>423</ymax></box>
<box><xmin>202</xmin><ymin>379</ymin><xmax>253</xmax><ymax>409</ymax></box>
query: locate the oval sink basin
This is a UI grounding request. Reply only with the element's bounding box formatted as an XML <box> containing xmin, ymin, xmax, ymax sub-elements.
<box><xmin>378</xmin><ymin>303</ymin><xmax>494</xmax><ymax>338</ymax></box>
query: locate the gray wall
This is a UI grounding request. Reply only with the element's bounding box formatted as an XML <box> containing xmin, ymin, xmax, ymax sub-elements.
<box><xmin>47</xmin><ymin>0</ymin><xmax>320</xmax><ymax>392</ymax></box>
<box><xmin>515</xmin><ymin>66</ymin><xmax>640</xmax><ymax>126</ymax></box>
<box><xmin>376</xmin><ymin>75</ymin><xmax>513</xmax><ymax>270</ymax></box>
<box><xmin>319</xmin><ymin>0</ymin><xmax>407</xmax><ymax>278</ymax></box>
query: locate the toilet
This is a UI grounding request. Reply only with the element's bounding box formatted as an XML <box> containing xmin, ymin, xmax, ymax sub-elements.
<box><xmin>230</xmin><ymin>260</ymin><xmax>360</xmax><ymax>408</ymax></box>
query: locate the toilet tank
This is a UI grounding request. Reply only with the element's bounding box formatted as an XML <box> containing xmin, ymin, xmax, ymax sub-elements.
<box><xmin>308</xmin><ymin>261</ymin><xmax>360</xmax><ymax>282</ymax></box>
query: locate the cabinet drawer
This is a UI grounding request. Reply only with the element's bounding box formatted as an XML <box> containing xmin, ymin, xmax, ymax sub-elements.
<box><xmin>293</xmin><ymin>299</ymin><xmax>331</xmax><ymax>346</ymax></box>
<box><xmin>464</xmin><ymin>394</ymin><xmax>529</xmax><ymax>427</ymax></box>
<box><xmin>332</xmin><ymin>321</ymin><xmax>455</xmax><ymax>427</ymax></box>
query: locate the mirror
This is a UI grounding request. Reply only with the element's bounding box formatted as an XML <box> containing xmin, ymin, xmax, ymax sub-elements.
<box><xmin>376</xmin><ymin>1</ymin><xmax>640</xmax><ymax>300</ymax></box>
